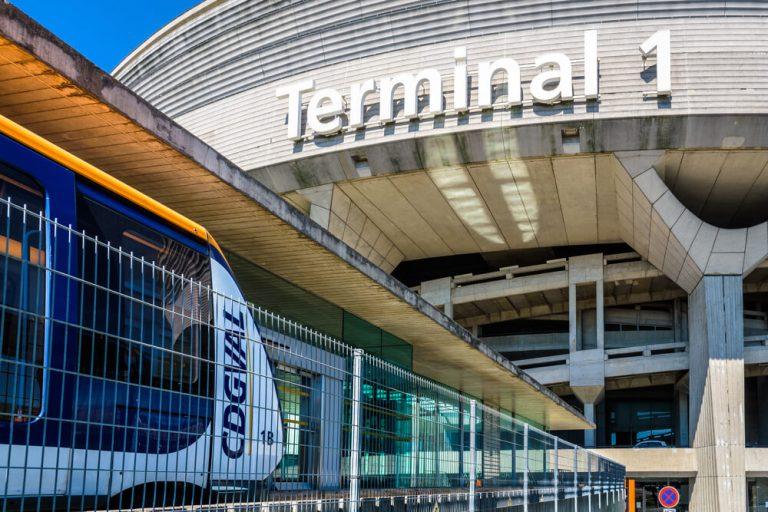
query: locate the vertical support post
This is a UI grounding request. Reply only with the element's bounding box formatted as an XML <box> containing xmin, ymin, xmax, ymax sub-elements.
<box><xmin>444</xmin><ymin>298</ymin><xmax>453</xmax><ymax>319</ymax></box>
<box><xmin>595</xmin><ymin>279</ymin><xmax>604</xmax><ymax>350</ymax></box>
<box><xmin>523</xmin><ymin>424</ymin><xmax>529</xmax><ymax>512</ymax></box>
<box><xmin>410</xmin><ymin>397</ymin><xmax>420</xmax><ymax>488</ymax></box>
<box><xmin>587</xmin><ymin>452</ymin><xmax>592</xmax><ymax>512</ymax></box>
<box><xmin>569</xmin><ymin>283</ymin><xmax>578</xmax><ymax>352</ymax></box>
<box><xmin>445</xmin><ymin>277</ymin><xmax>454</xmax><ymax>319</ymax></box>
<box><xmin>597</xmin><ymin>457</ymin><xmax>601</xmax><ymax>508</ymax></box>
<box><xmin>469</xmin><ymin>400</ymin><xmax>477</xmax><ymax>512</ymax></box>
<box><xmin>627</xmin><ymin>479</ymin><xmax>636</xmax><ymax>512</ymax></box>
<box><xmin>673</xmin><ymin>298</ymin><xmax>681</xmax><ymax>342</ymax></box>
<box><xmin>553</xmin><ymin>438</ymin><xmax>559</xmax><ymax>512</ymax></box>
<box><xmin>349</xmin><ymin>349</ymin><xmax>363</xmax><ymax>512</ymax></box>
<box><xmin>573</xmin><ymin>447</ymin><xmax>579</xmax><ymax>512</ymax></box>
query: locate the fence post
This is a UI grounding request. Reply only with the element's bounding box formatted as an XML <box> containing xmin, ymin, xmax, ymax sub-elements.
<box><xmin>523</xmin><ymin>424</ymin><xmax>529</xmax><ymax>512</ymax></box>
<box><xmin>349</xmin><ymin>349</ymin><xmax>363</xmax><ymax>512</ymax></box>
<box><xmin>587</xmin><ymin>452</ymin><xmax>592</xmax><ymax>512</ymax></box>
<box><xmin>597</xmin><ymin>457</ymin><xmax>601</xmax><ymax>509</ymax></box>
<box><xmin>574</xmin><ymin>447</ymin><xmax>579</xmax><ymax>512</ymax></box>
<box><xmin>469</xmin><ymin>399</ymin><xmax>477</xmax><ymax>512</ymax></box>
<box><xmin>554</xmin><ymin>438</ymin><xmax>558</xmax><ymax>512</ymax></box>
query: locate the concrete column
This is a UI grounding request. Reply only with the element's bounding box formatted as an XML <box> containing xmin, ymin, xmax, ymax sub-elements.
<box><xmin>569</xmin><ymin>283</ymin><xmax>578</xmax><ymax>352</ymax></box>
<box><xmin>583</xmin><ymin>402</ymin><xmax>597</xmax><ymax>448</ymax></box>
<box><xmin>673</xmin><ymin>298</ymin><xmax>682</xmax><ymax>343</ymax></box>
<box><xmin>420</xmin><ymin>276</ymin><xmax>453</xmax><ymax>318</ymax></box>
<box><xmin>688</xmin><ymin>275</ymin><xmax>745</xmax><ymax>512</ymax></box>
<box><xmin>444</xmin><ymin>299</ymin><xmax>453</xmax><ymax>319</ymax></box>
<box><xmin>596</xmin><ymin>279</ymin><xmax>604</xmax><ymax>351</ymax></box>
<box><xmin>758</xmin><ymin>377</ymin><xmax>768</xmax><ymax>446</ymax></box>
<box><xmin>568</xmin><ymin>253</ymin><xmax>605</xmax><ymax>448</ymax></box>
<box><xmin>677</xmin><ymin>387</ymin><xmax>689</xmax><ymax>448</ymax></box>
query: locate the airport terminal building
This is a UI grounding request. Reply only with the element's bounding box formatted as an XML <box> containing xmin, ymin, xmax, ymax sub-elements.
<box><xmin>0</xmin><ymin>4</ymin><xmax>634</xmax><ymax>512</ymax></box>
<box><xmin>111</xmin><ymin>2</ymin><xmax>768</xmax><ymax>510</ymax></box>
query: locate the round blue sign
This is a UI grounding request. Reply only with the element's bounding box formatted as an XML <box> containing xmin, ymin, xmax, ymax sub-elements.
<box><xmin>658</xmin><ymin>485</ymin><xmax>680</xmax><ymax>508</ymax></box>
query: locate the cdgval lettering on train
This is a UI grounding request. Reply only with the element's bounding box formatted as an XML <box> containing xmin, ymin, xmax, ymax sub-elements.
<box><xmin>221</xmin><ymin>309</ymin><xmax>248</xmax><ymax>458</ymax></box>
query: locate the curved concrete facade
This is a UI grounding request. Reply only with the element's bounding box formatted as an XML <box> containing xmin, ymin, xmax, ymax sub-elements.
<box><xmin>114</xmin><ymin>2</ymin><xmax>768</xmax><ymax>268</ymax></box>
<box><xmin>117</xmin><ymin>3</ymin><xmax>768</xmax><ymax>510</ymax></box>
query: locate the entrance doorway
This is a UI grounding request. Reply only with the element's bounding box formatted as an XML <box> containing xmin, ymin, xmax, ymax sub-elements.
<box><xmin>631</xmin><ymin>479</ymin><xmax>689</xmax><ymax>511</ymax></box>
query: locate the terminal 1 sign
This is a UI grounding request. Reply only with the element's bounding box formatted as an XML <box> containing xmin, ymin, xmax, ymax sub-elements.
<box><xmin>276</xmin><ymin>30</ymin><xmax>671</xmax><ymax>141</ymax></box>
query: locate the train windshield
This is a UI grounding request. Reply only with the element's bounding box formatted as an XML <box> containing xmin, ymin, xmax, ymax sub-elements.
<box><xmin>76</xmin><ymin>192</ymin><xmax>213</xmax><ymax>397</ymax></box>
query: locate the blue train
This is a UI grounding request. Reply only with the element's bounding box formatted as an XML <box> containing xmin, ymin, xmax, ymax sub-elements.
<box><xmin>0</xmin><ymin>114</ymin><xmax>283</xmax><ymax>509</ymax></box>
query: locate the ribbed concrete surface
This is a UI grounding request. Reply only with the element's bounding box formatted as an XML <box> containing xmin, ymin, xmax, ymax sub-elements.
<box><xmin>688</xmin><ymin>276</ymin><xmax>746</xmax><ymax>512</ymax></box>
<box><xmin>115</xmin><ymin>0</ymin><xmax>768</xmax><ymax>118</ymax></box>
<box><xmin>114</xmin><ymin>3</ymin><xmax>768</xmax><ymax>173</ymax></box>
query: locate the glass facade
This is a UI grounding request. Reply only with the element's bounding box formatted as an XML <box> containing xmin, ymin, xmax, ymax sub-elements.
<box><xmin>631</xmin><ymin>479</ymin><xmax>689</xmax><ymax>512</ymax></box>
<box><xmin>274</xmin><ymin>364</ymin><xmax>317</xmax><ymax>486</ymax></box>
<box><xmin>603</xmin><ymin>385</ymin><xmax>675</xmax><ymax>448</ymax></box>
<box><xmin>746</xmin><ymin>376</ymin><xmax>768</xmax><ymax>447</ymax></box>
<box><xmin>226</xmin><ymin>251</ymin><xmax>413</xmax><ymax>369</ymax></box>
<box><xmin>553</xmin><ymin>385</ymin><xmax>680</xmax><ymax>449</ymax></box>
<box><xmin>748</xmin><ymin>478</ymin><xmax>768</xmax><ymax>512</ymax></box>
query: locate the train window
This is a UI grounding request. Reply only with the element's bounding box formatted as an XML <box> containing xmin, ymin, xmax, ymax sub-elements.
<box><xmin>76</xmin><ymin>193</ymin><xmax>213</xmax><ymax>397</ymax></box>
<box><xmin>0</xmin><ymin>167</ymin><xmax>46</xmax><ymax>422</ymax></box>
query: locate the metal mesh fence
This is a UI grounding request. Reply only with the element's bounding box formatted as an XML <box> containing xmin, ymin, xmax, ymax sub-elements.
<box><xmin>0</xmin><ymin>197</ymin><xmax>625</xmax><ymax>511</ymax></box>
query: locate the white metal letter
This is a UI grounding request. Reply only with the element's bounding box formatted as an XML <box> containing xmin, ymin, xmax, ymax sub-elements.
<box><xmin>276</xmin><ymin>79</ymin><xmax>314</xmax><ymax>140</ymax></box>
<box><xmin>584</xmin><ymin>30</ymin><xmax>598</xmax><ymax>100</ymax></box>
<box><xmin>640</xmin><ymin>29</ymin><xmax>671</xmax><ymax>96</ymax></box>
<box><xmin>478</xmin><ymin>58</ymin><xmax>522</xmax><ymax>109</ymax></box>
<box><xmin>454</xmin><ymin>47</ymin><xmax>469</xmax><ymax>112</ymax></box>
<box><xmin>307</xmin><ymin>88</ymin><xmax>345</xmax><ymax>135</ymax></box>
<box><xmin>379</xmin><ymin>69</ymin><xmax>444</xmax><ymax>122</ymax></box>
<box><xmin>349</xmin><ymin>79</ymin><xmax>377</xmax><ymax>129</ymax></box>
<box><xmin>530</xmin><ymin>53</ymin><xmax>573</xmax><ymax>104</ymax></box>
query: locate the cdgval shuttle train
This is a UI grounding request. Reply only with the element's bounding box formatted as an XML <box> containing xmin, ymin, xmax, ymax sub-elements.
<box><xmin>0</xmin><ymin>113</ymin><xmax>283</xmax><ymax>509</ymax></box>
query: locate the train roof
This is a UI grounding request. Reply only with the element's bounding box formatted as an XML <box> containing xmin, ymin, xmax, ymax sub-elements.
<box><xmin>0</xmin><ymin>112</ymin><xmax>224</xmax><ymax>256</ymax></box>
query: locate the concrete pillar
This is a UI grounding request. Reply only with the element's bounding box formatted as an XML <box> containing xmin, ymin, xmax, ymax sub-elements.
<box><xmin>676</xmin><ymin>386</ymin><xmax>689</xmax><ymax>448</ymax></box>
<box><xmin>687</xmin><ymin>275</ymin><xmax>745</xmax><ymax>512</ymax></box>
<box><xmin>583</xmin><ymin>402</ymin><xmax>597</xmax><ymax>448</ymax></box>
<box><xmin>569</xmin><ymin>283</ymin><xmax>578</xmax><ymax>352</ymax></box>
<box><xmin>596</xmin><ymin>279</ymin><xmax>604</xmax><ymax>351</ymax></box>
<box><xmin>568</xmin><ymin>254</ymin><xmax>606</xmax><ymax>448</ymax></box>
<box><xmin>444</xmin><ymin>299</ymin><xmax>453</xmax><ymax>319</ymax></box>
<box><xmin>420</xmin><ymin>276</ymin><xmax>453</xmax><ymax>318</ymax></box>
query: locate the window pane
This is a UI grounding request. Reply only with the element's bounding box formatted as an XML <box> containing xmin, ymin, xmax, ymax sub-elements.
<box><xmin>0</xmin><ymin>167</ymin><xmax>46</xmax><ymax>422</ymax></box>
<box><xmin>274</xmin><ymin>365</ymin><xmax>316</xmax><ymax>484</ymax></box>
<box><xmin>77</xmin><ymin>194</ymin><xmax>212</xmax><ymax>396</ymax></box>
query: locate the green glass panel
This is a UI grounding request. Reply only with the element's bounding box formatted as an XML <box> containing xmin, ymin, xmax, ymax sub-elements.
<box><xmin>226</xmin><ymin>251</ymin><xmax>343</xmax><ymax>338</ymax></box>
<box><xmin>381</xmin><ymin>344</ymin><xmax>413</xmax><ymax>370</ymax></box>
<box><xmin>342</xmin><ymin>312</ymin><xmax>381</xmax><ymax>353</ymax></box>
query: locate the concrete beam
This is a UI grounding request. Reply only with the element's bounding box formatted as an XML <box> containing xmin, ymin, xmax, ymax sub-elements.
<box><xmin>613</xmin><ymin>152</ymin><xmax>768</xmax><ymax>292</ymax></box>
<box><xmin>458</xmin><ymin>288</ymin><xmax>687</xmax><ymax>328</ymax></box>
<box><xmin>483</xmin><ymin>332</ymin><xmax>569</xmax><ymax>352</ymax></box>
<box><xmin>449</xmin><ymin>258</ymin><xmax>662</xmax><ymax>305</ymax></box>
<box><xmin>592</xmin><ymin>448</ymin><xmax>697</xmax><ymax>478</ymax></box>
<box><xmin>453</xmin><ymin>270</ymin><xmax>568</xmax><ymax>304</ymax></box>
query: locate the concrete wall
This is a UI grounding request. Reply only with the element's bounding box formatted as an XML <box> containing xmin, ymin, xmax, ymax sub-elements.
<box><xmin>115</xmin><ymin>4</ymin><xmax>768</xmax><ymax>175</ymax></box>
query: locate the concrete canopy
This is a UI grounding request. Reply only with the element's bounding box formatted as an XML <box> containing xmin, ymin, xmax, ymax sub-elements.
<box><xmin>0</xmin><ymin>5</ymin><xmax>590</xmax><ymax>429</ymax></box>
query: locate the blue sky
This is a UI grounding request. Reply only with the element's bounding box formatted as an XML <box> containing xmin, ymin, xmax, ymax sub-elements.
<box><xmin>13</xmin><ymin>0</ymin><xmax>201</xmax><ymax>71</ymax></box>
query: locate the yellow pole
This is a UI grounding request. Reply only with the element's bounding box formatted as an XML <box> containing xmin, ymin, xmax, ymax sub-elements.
<box><xmin>627</xmin><ymin>479</ymin><xmax>636</xmax><ymax>512</ymax></box>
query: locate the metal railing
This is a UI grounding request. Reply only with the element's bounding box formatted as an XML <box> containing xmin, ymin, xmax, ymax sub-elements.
<box><xmin>0</xmin><ymin>197</ymin><xmax>625</xmax><ymax>511</ymax></box>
